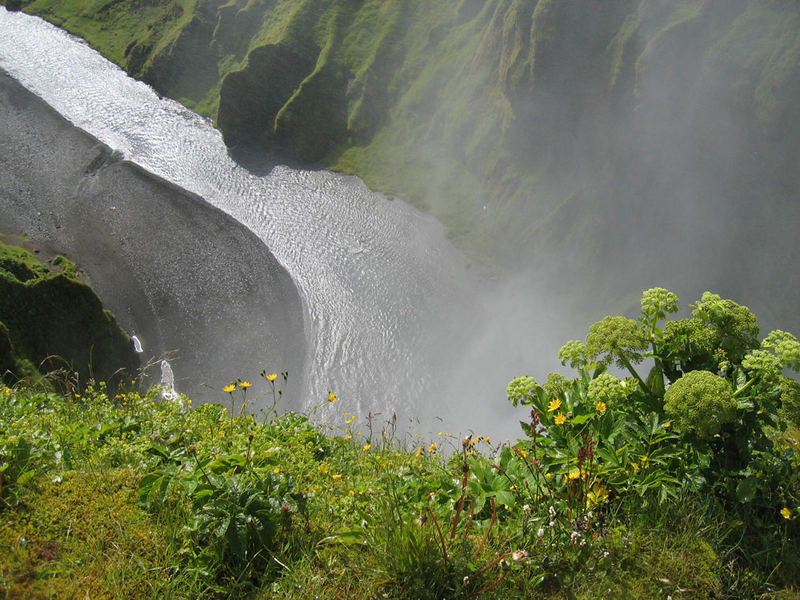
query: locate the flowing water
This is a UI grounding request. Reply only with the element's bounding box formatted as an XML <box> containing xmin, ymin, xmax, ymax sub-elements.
<box><xmin>0</xmin><ymin>7</ymin><xmax>490</xmax><ymax>431</ymax></box>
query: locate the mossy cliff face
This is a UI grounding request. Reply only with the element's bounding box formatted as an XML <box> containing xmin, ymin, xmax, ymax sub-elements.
<box><xmin>5</xmin><ymin>0</ymin><xmax>800</xmax><ymax>274</ymax></box>
<box><xmin>0</xmin><ymin>240</ymin><xmax>139</xmax><ymax>384</ymax></box>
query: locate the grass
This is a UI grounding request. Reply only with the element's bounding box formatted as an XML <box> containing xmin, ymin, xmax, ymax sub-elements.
<box><xmin>1</xmin><ymin>374</ymin><xmax>798</xmax><ymax>599</ymax></box>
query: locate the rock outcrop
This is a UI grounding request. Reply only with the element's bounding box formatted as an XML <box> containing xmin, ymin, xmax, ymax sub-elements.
<box><xmin>0</xmin><ymin>240</ymin><xmax>139</xmax><ymax>385</ymax></box>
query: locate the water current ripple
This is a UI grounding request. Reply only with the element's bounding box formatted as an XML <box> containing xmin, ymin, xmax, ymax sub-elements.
<box><xmin>0</xmin><ymin>7</ymin><xmax>480</xmax><ymax>426</ymax></box>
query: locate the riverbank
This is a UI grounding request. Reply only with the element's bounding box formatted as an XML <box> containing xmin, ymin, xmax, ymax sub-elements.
<box><xmin>0</xmin><ymin>67</ymin><xmax>305</xmax><ymax>401</ymax></box>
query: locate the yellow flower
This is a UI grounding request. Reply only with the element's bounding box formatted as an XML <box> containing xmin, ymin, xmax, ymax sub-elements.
<box><xmin>568</xmin><ymin>469</ymin><xmax>581</xmax><ymax>480</ymax></box>
<box><xmin>273</xmin><ymin>467</ymin><xmax>281</xmax><ymax>474</ymax></box>
<box><xmin>223</xmin><ymin>383</ymin><xmax>236</xmax><ymax>393</ymax></box>
<box><xmin>554</xmin><ymin>412</ymin><xmax>567</xmax><ymax>425</ymax></box>
<box><xmin>545</xmin><ymin>472</ymin><xmax>552</xmax><ymax>480</ymax></box>
<box><xmin>664</xmin><ymin>422</ymin><xmax>671</xmax><ymax>428</ymax></box>
<box><xmin>428</xmin><ymin>443</ymin><xmax>438</xmax><ymax>453</ymax></box>
<box><xmin>781</xmin><ymin>507</ymin><xmax>792</xmax><ymax>520</ymax></box>
<box><xmin>363</xmin><ymin>444</ymin><xmax>371</xmax><ymax>451</ymax></box>
<box><xmin>346</xmin><ymin>434</ymin><xmax>352</xmax><ymax>440</ymax></box>
<box><xmin>240</xmin><ymin>381</ymin><xmax>252</xmax><ymax>389</ymax></box>
<box><xmin>332</xmin><ymin>474</ymin><xmax>342</xmax><ymax>480</ymax></box>
<box><xmin>318</xmin><ymin>465</ymin><xmax>329</xmax><ymax>474</ymax></box>
<box><xmin>416</xmin><ymin>447</ymin><xmax>423</xmax><ymax>457</ymax></box>
<box><xmin>595</xmin><ymin>401</ymin><xmax>607</xmax><ymax>413</ymax></box>
<box><xmin>266</xmin><ymin>373</ymin><xmax>278</xmax><ymax>382</ymax></box>
<box><xmin>328</xmin><ymin>390</ymin><xmax>337</xmax><ymax>402</ymax></box>
<box><xmin>548</xmin><ymin>398</ymin><xmax>562</xmax><ymax>412</ymax></box>
<box><xmin>187</xmin><ymin>398</ymin><xmax>192</xmax><ymax>405</ymax></box>
<box><xmin>484</xmin><ymin>436</ymin><xmax>491</xmax><ymax>443</ymax></box>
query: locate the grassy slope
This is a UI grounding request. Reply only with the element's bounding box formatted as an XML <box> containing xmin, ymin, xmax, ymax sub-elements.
<box><xmin>5</xmin><ymin>382</ymin><xmax>794</xmax><ymax>599</ymax></box>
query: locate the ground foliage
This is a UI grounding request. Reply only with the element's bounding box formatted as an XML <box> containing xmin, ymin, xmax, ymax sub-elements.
<box><xmin>1</xmin><ymin>289</ymin><xmax>799</xmax><ymax>599</ymax></box>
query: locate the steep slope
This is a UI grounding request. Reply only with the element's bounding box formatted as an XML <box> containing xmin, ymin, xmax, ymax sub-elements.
<box><xmin>4</xmin><ymin>0</ymin><xmax>800</xmax><ymax>310</ymax></box>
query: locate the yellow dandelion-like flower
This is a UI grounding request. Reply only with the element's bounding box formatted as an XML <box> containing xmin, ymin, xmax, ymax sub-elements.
<box><xmin>416</xmin><ymin>447</ymin><xmax>423</xmax><ymax>457</ymax></box>
<box><xmin>328</xmin><ymin>390</ymin><xmax>337</xmax><ymax>402</ymax></box>
<box><xmin>240</xmin><ymin>381</ymin><xmax>252</xmax><ymax>389</ymax></box>
<box><xmin>664</xmin><ymin>422</ymin><xmax>671</xmax><ymax>428</ymax></box>
<box><xmin>223</xmin><ymin>383</ymin><xmax>236</xmax><ymax>393</ymax></box>
<box><xmin>545</xmin><ymin>473</ymin><xmax>552</xmax><ymax>480</ymax></box>
<box><xmin>595</xmin><ymin>401</ymin><xmax>606</xmax><ymax>413</ymax></box>
<box><xmin>554</xmin><ymin>412</ymin><xmax>567</xmax><ymax>425</ymax></box>
<box><xmin>273</xmin><ymin>467</ymin><xmax>281</xmax><ymax>474</ymax></box>
<box><xmin>548</xmin><ymin>398</ymin><xmax>562</xmax><ymax>412</ymax></box>
<box><xmin>428</xmin><ymin>443</ymin><xmax>438</xmax><ymax>453</ymax></box>
<box><xmin>266</xmin><ymin>373</ymin><xmax>278</xmax><ymax>382</ymax></box>
<box><xmin>363</xmin><ymin>444</ymin><xmax>371</xmax><ymax>451</ymax></box>
<box><xmin>318</xmin><ymin>465</ymin><xmax>329</xmax><ymax>474</ymax></box>
<box><xmin>781</xmin><ymin>507</ymin><xmax>792</xmax><ymax>520</ymax></box>
<box><xmin>484</xmin><ymin>436</ymin><xmax>491</xmax><ymax>443</ymax></box>
<box><xmin>568</xmin><ymin>470</ymin><xmax>581</xmax><ymax>480</ymax></box>
<box><xmin>332</xmin><ymin>474</ymin><xmax>342</xmax><ymax>480</ymax></box>
<box><xmin>187</xmin><ymin>398</ymin><xmax>192</xmax><ymax>405</ymax></box>
<box><xmin>346</xmin><ymin>434</ymin><xmax>352</xmax><ymax>440</ymax></box>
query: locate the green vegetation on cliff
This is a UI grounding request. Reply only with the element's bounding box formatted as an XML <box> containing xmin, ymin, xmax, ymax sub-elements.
<box><xmin>7</xmin><ymin>0</ymin><xmax>800</xmax><ymax>269</ymax></box>
<box><xmin>0</xmin><ymin>237</ymin><xmax>138</xmax><ymax>386</ymax></box>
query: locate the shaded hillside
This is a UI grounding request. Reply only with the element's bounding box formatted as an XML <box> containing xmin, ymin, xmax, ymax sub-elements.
<box><xmin>5</xmin><ymin>0</ymin><xmax>800</xmax><ymax>312</ymax></box>
<box><xmin>0</xmin><ymin>237</ymin><xmax>139</xmax><ymax>385</ymax></box>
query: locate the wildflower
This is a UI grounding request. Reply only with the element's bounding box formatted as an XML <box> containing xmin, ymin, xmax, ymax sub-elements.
<box><xmin>318</xmin><ymin>465</ymin><xmax>329</xmax><ymax>474</ymax></box>
<box><xmin>273</xmin><ymin>467</ymin><xmax>281</xmax><ymax>474</ymax></box>
<box><xmin>568</xmin><ymin>469</ymin><xmax>581</xmax><ymax>480</ymax></box>
<box><xmin>781</xmin><ymin>507</ymin><xmax>792</xmax><ymax>520</ymax></box>
<box><xmin>545</xmin><ymin>473</ymin><xmax>552</xmax><ymax>479</ymax></box>
<box><xmin>332</xmin><ymin>474</ymin><xmax>342</xmax><ymax>480</ymax></box>
<box><xmin>240</xmin><ymin>381</ymin><xmax>252</xmax><ymax>389</ymax></box>
<box><xmin>664</xmin><ymin>422</ymin><xmax>671</xmax><ymax>428</ymax></box>
<box><xmin>328</xmin><ymin>390</ymin><xmax>337</xmax><ymax>402</ymax></box>
<box><xmin>428</xmin><ymin>443</ymin><xmax>438</xmax><ymax>453</ymax></box>
<box><xmin>511</xmin><ymin>550</ymin><xmax>529</xmax><ymax>562</ymax></box>
<box><xmin>223</xmin><ymin>383</ymin><xmax>236</xmax><ymax>393</ymax></box>
<box><xmin>537</xmin><ymin>527</ymin><xmax>545</xmax><ymax>538</ymax></box>
<box><xmin>554</xmin><ymin>412</ymin><xmax>567</xmax><ymax>425</ymax></box>
<box><xmin>416</xmin><ymin>447</ymin><xmax>423</xmax><ymax>457</ymax></box>
<box><xmin>595</xmin><ymin>401</ymin><xmax>607</xmax><ymax>413</ymax></box>
<box><xmin>187</xmin><ymin>398</ymin><xmax>192</xmax><ymax>405</ymax></box>
<box><xmin>484</xmin><ymin>436</ymin><xmax>491</xmax><ymax>443</ymax></box>
<box><xmin>266</xmin><ymin>373</ymin><xmax>278</xmax><ymax>382</ymax></box>
<box><xmin>346</xmin><ymin>434</ymin><xmax>352</xmax><ymax>440</ymax></box>
<box><xmin>548</xmin><ymin>398</ymin><xmax>562</xmax><ymax>412</ymax></box>
<box><xmin>363</xmin><ymin>444</ymin><xmax>371</xmax><ymax>451</ymax></box>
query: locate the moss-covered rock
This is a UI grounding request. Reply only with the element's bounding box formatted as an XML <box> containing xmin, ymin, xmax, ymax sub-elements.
<box><xmin>0</xmin><ymin>240</ymin><xmax>138</xmax><ymax>385</ymax></box>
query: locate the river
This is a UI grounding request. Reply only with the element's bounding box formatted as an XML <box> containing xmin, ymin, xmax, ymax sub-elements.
<box><xmin>0</xmin><ymin>7</ymin><xmax>533</xmax><ymax>438</ymax></box>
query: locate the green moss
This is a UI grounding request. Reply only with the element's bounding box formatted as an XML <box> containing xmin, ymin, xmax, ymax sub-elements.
<box><xmin>0</xmin><ymin>469</ymin><xmax>190</xmax><ymax>599</ymax></box>
<box><xmin>0</xmin><ymin>240</ymin><xmax>138</xmax><ymax>385</ymax></box>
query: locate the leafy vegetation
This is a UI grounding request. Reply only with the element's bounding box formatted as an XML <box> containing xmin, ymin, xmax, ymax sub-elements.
<box><xmin>2</xmin><ymin>288</ymin><xmax>798</xmax><ymax>598</ymax></box>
